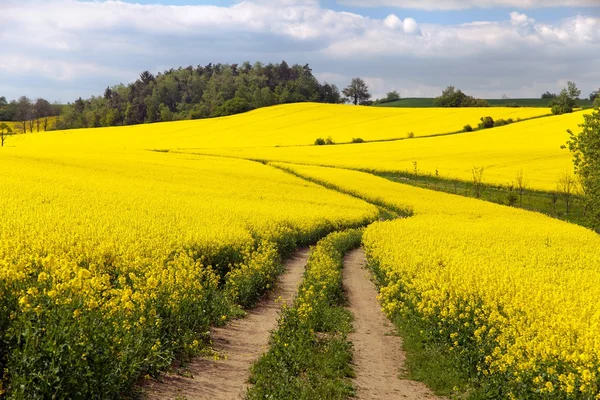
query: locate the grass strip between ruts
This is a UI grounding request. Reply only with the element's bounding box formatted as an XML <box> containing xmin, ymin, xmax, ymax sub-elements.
<box><xmin>246</xmin><ymin>229</ymin><xmax>363</xmax><ymax>400</ymax></box>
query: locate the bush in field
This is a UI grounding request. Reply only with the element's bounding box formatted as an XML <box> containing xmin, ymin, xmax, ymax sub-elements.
<box><xmin>478</xmin><ymin>116</ymin><xmax>494</xmax><ymax>129</ymax></box>
<box><xmin>463</xmin><ymin>124</ymin><xmax>473</xmax><ymax>132</ymax></box>
<box><xmin>351</xmin><ymin>137</ymin><xmax>365</xmax><ymax>143</ymax></box>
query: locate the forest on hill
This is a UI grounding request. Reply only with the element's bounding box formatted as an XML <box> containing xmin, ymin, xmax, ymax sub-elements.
<box><xmin>55</xmin><ymin>61</ymin><xmax>342</xmax><ymax>129</ymax></box>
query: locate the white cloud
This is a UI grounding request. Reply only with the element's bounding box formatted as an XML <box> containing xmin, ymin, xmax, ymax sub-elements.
<box><xmin>0</xmin><ymin>0</ymin><xmax>599</xmax><ymax>101</ymax></box>
<box><xmin>510</xmin><ymin>12</ymin><xmax>535</xmax><ymax>26</ymax></box>
<box><xmin>337</xmin><ymin>0</ymin><xmax>600</xmax><ymax>10</ymax></box>
<box><xmin>383</xmin><ymin>14</ymin><xmax>421</xmax><ymax>34</ymax></box>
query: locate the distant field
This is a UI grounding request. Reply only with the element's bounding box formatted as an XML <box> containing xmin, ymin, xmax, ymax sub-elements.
<box><xmin>9</xmin><ymin>103</ymin><xmax>550</xmax><ymax>152</ymax></box>
<box><xmin>195</xmin><ymin>108</ymin><xmax>590</xmax><ymax>191</ymax></box>
<box><xmin>376</xmin><ymin>97</ymin><xmax>594</xmax><ymax>108</ymax></box>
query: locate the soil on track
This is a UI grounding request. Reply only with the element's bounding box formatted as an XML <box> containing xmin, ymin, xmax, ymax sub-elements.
<box><xmin>344</xmin><ymin>248</ymin><xmax>442</xmax><ymax>399</ymax></box>
<box><xmin>144</xmin><ymin>248</ymin><xmax>309</xmax><ymax>400</ymax></box>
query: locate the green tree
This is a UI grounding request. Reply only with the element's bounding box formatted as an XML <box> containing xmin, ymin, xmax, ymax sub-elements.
<box><xmin>568</xmin><ymin>105</ymin><xmax>600</xmax><ymax>229</ymax></box>
<box><xmin>382</xmin><ymin>90</ymin><xmax>400</xmax><ymax>102</ymax></box>
<box><xmin>549</xmin><ymin>88</ymin><xmax>576</xmax><ymax>115</ymax></box>
<box><xmin>567</xmin><ymin>81</ymin><xmax>581</xmax><ymax>101</ymax></box>
<box><xmin>434</xmin><ymin>86</ymin><xmax>488</xmax><ymax>107</ymax></box>
<box><xmin>342</xmin><ymin>78</ymin><xmax>371</xmax><ymax>105</ymax></box>
<box><xmin>15</xmin><ymin>96</ymin><xmax>32</xmax><ymax>133</ymax></box>
<box><xmin>33</xmin><ymin>98</ymin><xmax>52</xmax><ymax>131</ymax></box>
<box><xmin>541</xmin><ymin>91</ymin><xmax>556</xmax><ymax>100</ymax></box>
<box><xmin>0</xmin><ymin>122</ymin><xmax>12</xmax><ymax>146</ymax></box>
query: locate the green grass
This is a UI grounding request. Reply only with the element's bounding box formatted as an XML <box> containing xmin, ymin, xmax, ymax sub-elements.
<box><xmin>374</xmin><ymin>98</ymin><xmax>594</xmax><ymax>108</ymax></box>
<box><xmin>367</xmin><ymin>258</ymin><xmax>492</xmax><ymax>399</ymax></box>
<box><xmin>246</xmin><ymin>230</ymin><xmax>363</xmax><ymax>400</ymax></box>
<box><xmin>374</xmin><ymin>171</ymin><xmax>590</xmax><ymax>229</ymax></box>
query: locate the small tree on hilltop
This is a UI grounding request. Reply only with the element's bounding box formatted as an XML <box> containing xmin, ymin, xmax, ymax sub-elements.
<box><xmin>0</xmin><ymin>123</ymin><xmax>13</xmax><ymax>147</ymax></box>
<box><xmin>382</xmin><ymin>90</ymin><xmax>400</xmax><ymax>103</ymax></box>
<box><xmin>434</xmin><ymin>86</ymin><xmax>489</xmax><ymax>108</ymax></box>
<box><xmin>343</xmin><ymin>78</ymin><xmax>371</xmax><ymax>105</ymax></box>
<box><xmin>550</xmin><ymin>82</ymin><xmax>579</xmax><ymax>115</ymax></box>
<box><xmin>568</xmin><ymin>104</ymin><xmax>600</xmax><ymax>229</ymax></box>
<box><xmin>550</xmin><ymin>89</ymin><xmax>576</xmax><ymax>115</ymax></box>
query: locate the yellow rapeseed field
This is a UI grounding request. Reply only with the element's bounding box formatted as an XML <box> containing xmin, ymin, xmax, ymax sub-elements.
<box><xmin>0</xmin><ymin>147</ymin><xmax>377</xmax><ymax>397</ymax></box>
<box><xmin>274</xmin><ymin>162</ymin><xmax>600</xmax><ymax>398</ymax></box>
<box><xmin>0</xmin><ymin>101</ymin><xmax>592</xmax><ymax>398</ymax></box>
<box><xmin>198</xmin><ymin>110</ymin><xmax>589</xmax><ymax>191</ymax></box>
<box><xmin>8</xmin><ymin>103</ymin><xmax>549</xmax><ymax>151</ymax></box>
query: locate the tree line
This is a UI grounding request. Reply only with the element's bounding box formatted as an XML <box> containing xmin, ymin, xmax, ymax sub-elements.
<box><xmin>0</xmin><ymin>96</ymin><xmax>62</xmax><ymax>133</ymax></box>
<box><xmin>55</xmin><ymin>61</ymin><xmax>349</xmax><ymax>130</ymax></box>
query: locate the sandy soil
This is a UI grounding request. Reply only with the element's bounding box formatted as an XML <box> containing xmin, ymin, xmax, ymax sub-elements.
<box><xmin>143</xmin><ymin>248</ymin><xmax>309</xmax><ymax>400</ymax></box>
<box><xmin>344</xmin><ymin>248</ymin><xmax>443</xmax><ymax>400</ymax></box>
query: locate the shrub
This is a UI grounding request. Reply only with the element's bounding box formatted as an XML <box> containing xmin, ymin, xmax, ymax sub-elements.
<box><xmin>325</xmin><ymin>136</ymin><xmax>335</xmax><ymax>145</ymax></box>
<box><xmin>351</xmin><ymin>137</ymin><xmax>364</xmax><ymax>143</ymax></box>
<box><xmin>407</xmin><ymin>132</ymin><xmax>415</xmax><ymax>138</ymax></box>
<box><xmin>314</xmin><ymin>138</ymin><xmax>326</xmax><ymax>145</ymax></box>
<box><xmin>463</xmin><ymin>124</ymin><xmax>473</xmax><ymax>132</ymax></box>
<box><xmin>478</xmin><ymin>116</ymin><xmax>494</xmax><ymax>129</ymax></box>
<box><xmin>493</xmin><ymin>119</ymin><xmax>509</xmax><ymax>127</ymax></box>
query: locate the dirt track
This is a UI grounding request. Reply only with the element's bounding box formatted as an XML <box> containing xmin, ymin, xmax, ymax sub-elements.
<box><xmin>344</xmin><ymin>248</ymin><xmax>442</xmax><ymax>400</ymax></box>
<box><xmin>144</xmin><ymin>248</ymin><xmax>309</xmax><ymax>400</ymax></box>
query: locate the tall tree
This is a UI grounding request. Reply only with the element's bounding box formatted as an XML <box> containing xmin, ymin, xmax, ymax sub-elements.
<box><xmin>568</xmin><ymin>104</ymin><xmax>600</xmax><ymax>229</ymax></box>
<box><xmin>15</xmin><ymin>96</ymin><xmax>32</xmax><ymax>133</ymax></box>
<box><xmin>342</xmin><ymin>78</ymin><xmax>371</xmax><ymax>105</ymax></box>
<box><xmin>139</xmin><ymin>71</ymin><xmax>155</xmax><ymax>85</ymax></box>
<box><xmin>567</xmin><ymin>81</ymin><xmax>581</xmax><ymax>101</ymax></box>
<box><xmin>33</xmin><ymin>98</ymin><xmax>52</xmax><ymax>131</ymax></box>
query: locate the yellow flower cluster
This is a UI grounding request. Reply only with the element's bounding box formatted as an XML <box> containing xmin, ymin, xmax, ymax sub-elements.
<box><xmin>277</xmin><ymin>162</ymin><xmax>600</xmax><ymax>398</ymax></box>
<box><xmin>0</xmin><ymin>149</ymin><xmax>377</xmax><ymax>397</ymax></box>
<box><xmin>199</xmin><ymin>109</ymin><xmax>589</xmax><ymax>191</ymax></box>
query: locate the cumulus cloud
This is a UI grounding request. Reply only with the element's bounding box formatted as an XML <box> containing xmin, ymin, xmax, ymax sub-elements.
<box><xmin>337</xmin><ymin>0</ymin><xmax>600</xmax><ymax>10</ymax></box>
<box><xmin>0</xmin><ymin>0</ymin><xmax>599</xmax><ymax>101</ymax></box>
<box><xmin>383</xmin><ymin>14</ymin><xmax>421</xmax><ymax>34</ymax></box>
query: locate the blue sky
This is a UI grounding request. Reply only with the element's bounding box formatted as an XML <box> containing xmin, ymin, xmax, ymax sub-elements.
<box><xmin>2</xmin><ymin>0</ymin><xmax>600</xmax><ymax>102</ymax></box>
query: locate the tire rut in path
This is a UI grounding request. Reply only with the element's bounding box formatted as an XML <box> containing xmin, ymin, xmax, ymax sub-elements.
<box><xmin>344</xmin><ymin>248</ymin><xmax>443</xmax><ymax>400</ymax></box>
<box><xmin>144</xmin><ymin>248</ymin><xmax>310</xmax><ymax>400</ymax></box>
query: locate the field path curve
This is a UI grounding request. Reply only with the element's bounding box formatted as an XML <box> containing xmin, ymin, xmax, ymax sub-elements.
<box><xmin>345</xmin><ymin>248</ymin><xmax>443</xmax><ymax>400</ymax></box>
<box><xmin>144</xmin><ymin>248</ymin><xmax>310</xmax><ymax>400</ymax></box>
